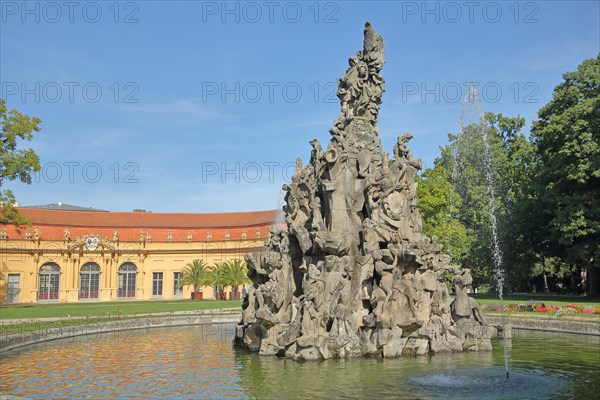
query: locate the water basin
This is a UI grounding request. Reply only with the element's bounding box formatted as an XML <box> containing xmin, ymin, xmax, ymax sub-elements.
<box><xmin>1</xmin><ymin>324</ymin><xmax>598</xmax><ymax>399</ymax></box>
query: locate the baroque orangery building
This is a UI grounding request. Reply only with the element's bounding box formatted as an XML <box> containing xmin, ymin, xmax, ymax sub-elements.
<box><xmin>0</xmin><ymin>204</ymin><xmax>278</xmax><ymax>304</ymax></box>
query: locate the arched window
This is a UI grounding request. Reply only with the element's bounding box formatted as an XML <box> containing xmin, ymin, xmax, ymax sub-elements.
<box><xmin>39</xmin><ymin>263</ymin><xmax>60</xmax><ymax>301</ymax></box>
<box><xmin>80</xmin><ymin>263</ymin><xmax>100</xmax><ymax>300</ymax></box>
<box><xmin>118</xmin><ymin>263</ymin><xmax>137</xmax><ymax>299</ymax></box>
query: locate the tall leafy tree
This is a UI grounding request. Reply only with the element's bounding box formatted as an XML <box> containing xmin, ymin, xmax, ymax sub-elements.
<box><xmin>442</xmin><ymin>115</ymin><xmax>507</xmax><ymax>288</ymax></box>
<box><xmin>416</xmin><ymin>163</ymin><xmax>468</xmax><ymax>263</ymax></box>
<box><xmin>421</xmin><ymin>112</ymin><xmax>530</xmax><ymax>290</ymax></box>
<box><xmin>460</xmin><ymin>123</ymin><xmax>498</xmax><ymax>288</ymax></box>
<box><xmin>0</xmin><ymin>100</ymin><xmax>42</xmax><ymax>227</ymax></box>
<box><xmin>488</xmin><ymin>114</ymin><xmax>539</xmax><ymax>292</ymax></box>
<box><xmin>530</xmin><ymin>54</ymin><xmax>600</xmax><ymax>296</ymax></box>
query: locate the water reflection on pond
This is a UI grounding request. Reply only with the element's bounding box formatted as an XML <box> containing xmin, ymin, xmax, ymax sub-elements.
<box><xmin>1</xmin><ymin>324</ymin><xmax>598</xmax><ymax>399</ymax></box>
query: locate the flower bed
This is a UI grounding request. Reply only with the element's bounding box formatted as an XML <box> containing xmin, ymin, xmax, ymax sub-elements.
<box><xmin>480</xmin><ymin>302</ymin><xmax>600</xmax><ymax>316</ymax></box>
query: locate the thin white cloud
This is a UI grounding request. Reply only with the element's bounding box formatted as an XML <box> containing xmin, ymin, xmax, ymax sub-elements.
<box><xmin>127</xmin><ymin>98</ymin><xmax>230</xmax><ymax>119</ymax></box>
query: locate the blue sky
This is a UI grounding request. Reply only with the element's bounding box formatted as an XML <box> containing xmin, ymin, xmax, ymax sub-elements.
<box><xmin>2</xmin><ymin>1</ymin><xmax>598</xmax><ymax>213</ymax></box>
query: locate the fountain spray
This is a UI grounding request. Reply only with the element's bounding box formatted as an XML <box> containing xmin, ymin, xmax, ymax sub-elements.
<box><xmin>459</xmin><ymin>85</ymin><xmax>510</xmax><ymax>380</ymax></box>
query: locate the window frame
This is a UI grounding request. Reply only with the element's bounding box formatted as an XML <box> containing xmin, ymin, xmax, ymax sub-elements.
<box><xmin>152</xmin><ymin>272</ymin><xmax>163</xmax><ymax>298</ymax></box>
<box><xmin>79</xmin><ymin>262</ymin><xmax>100</xmax><ymax>300</ymax></box>
<box><xmin>38</xmin><ymin>263</ymin><xmax>60</xmax><ymax>302</ymax></box>
<box><xmin>173</xmin><ymin>271</ymin><xmax>183</xmax><ymax>298</ymax></box>
<box><xmin>117</xmin><ymin>263</ymin><xmax>137</xmax><ymax>299</ymax></box>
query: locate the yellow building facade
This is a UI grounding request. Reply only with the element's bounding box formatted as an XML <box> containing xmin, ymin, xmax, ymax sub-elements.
<box><xmin>0</xmin><ymin>206</ymin><xmax>278</xmax><ymax>304</ymax></box>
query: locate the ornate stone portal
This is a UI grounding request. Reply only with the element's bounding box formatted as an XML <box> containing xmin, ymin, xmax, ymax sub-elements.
<box><xmin>235</xmin><ymin>22</ymin><xmax>493</xmax><ymax>360</ymax></box>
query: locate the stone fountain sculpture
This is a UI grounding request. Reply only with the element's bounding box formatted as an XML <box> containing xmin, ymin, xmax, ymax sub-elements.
<box><xmin>235</xmin><ymin>22</ymin><xmax>494</xmax><ymax>360</ymax></box>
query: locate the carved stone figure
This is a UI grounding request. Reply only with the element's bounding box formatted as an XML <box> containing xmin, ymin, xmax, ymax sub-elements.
<box><xmin>234</xmin><ymin>22</ymin><xmax>492</xmax><ymax>360</ymax></box>
<box><xmin>451</xmin><ymin>269</ymin><xmax>486</xmax><ymax>324</ymax></box>
<box><xmin>64</xmin><ymin>227</ymin><xmax>70</xmax><ymax>241</ymax></box>
<box><xmin>113</xmin><ymin>230</ymin><xmax>119</xmax><ymax>242</ymax></box>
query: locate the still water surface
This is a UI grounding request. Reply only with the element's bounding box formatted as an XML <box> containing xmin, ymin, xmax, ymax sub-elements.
<box><xmin>1</xmin><ymin>324</ymin><xmax>598</xmax><ymax>399</ymax></box>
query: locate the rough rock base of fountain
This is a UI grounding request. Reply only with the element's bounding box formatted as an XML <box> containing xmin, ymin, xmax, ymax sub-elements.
<box><xmin>234</xmin><ymin>22</ymin><xmax>494</xmax><ymax>360</ymax></box>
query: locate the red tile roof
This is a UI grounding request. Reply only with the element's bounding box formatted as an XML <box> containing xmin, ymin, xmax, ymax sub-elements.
<box><xmin>5</xmin><ymin>208</ymin><xmax>282</xmax><ymax>242</ymax></box>
<box><xmin>17</xmin><ymin>208</ymin><xmax>280</xmax><ymax>229</ymax></box>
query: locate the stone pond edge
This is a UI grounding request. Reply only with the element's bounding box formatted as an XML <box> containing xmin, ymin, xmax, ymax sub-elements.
<box><xmin>0</xmin><ymin>309</ymin><xmax>242</xmax><ymax>354</ymax></box>
<box><xmin>1</xmin><ymin>313</ymin><xmax>598</xmax><ymax>355</ymax></box>
<box><xmin>486</xmin><ymin>316</ymin><xmax>600</xmax><ymax>337</ymax></box>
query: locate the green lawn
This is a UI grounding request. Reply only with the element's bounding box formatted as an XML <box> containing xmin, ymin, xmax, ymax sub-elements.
<box><xmin>3</xmin><ymin>295</ymin><xmax>596</xmax><ymax>320</ymax></box>
<box><xmin>0</xmin><ymin>299</ymin><xmax>240</xmax><ymax>320</ymax></box>
<box><xmin>472</xmin><ymin>294</ymin><xmax>600</xmax><ymax>307</ymax></box>
<box><xmin>1</xmin><ymin>296</ymin><xmax>597</xmax><ymax>335</ymax></box>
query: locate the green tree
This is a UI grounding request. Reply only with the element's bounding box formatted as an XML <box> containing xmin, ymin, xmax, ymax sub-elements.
<box><xmin>181</xmin><ymin>259</ymin><xmax>213</xmax><ymax>294</ymax></box>
<box><xmin>416</xmin><ymin>163</ymin><xmax>468</xmax><ymax>263</ymax></box>
<box><xmin>440</xmin><ymin>115</ymin><xmax>508</xmax><ymax>288</ymax></box>
<box><xmin>530</xmin><ymin>54</ymin><xmax>600</xmax><ymax>296</ymax></box>
<box><xmin>488</xmin><ymin>114</ymin><xmax>538</xmax><ymax>292</ymax></box>
<box><xmin>428</xmin><ymin>112</ymin><xmax>531</xmax><ymax>290</ymax></box>
<box><xmin>0</xmin><ymin>100</ymin><xmax>42</xmax><ymax>227</ymax></box>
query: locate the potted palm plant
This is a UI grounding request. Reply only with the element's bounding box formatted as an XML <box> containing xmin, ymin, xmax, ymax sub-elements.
<box><xmin>223</xmin><ymin>259</ymin><xmax>251</xmax><ymax>300</ymax></box>
<box><xmin>211</xmin><ymin>262</ymin><xmax>229</xmax><ymax>300</ymax></box>
<box><xmin>181</xmin><ymin>259</ymin><xmax>212</xmax><ymax>300</ymax></box>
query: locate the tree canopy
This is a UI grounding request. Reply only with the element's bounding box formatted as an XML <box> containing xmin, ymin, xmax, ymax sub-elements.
<box><xmin>416</xmin><ymin>162</ymin><xmax>467</xmax><ymax>263</ymax></box>
<box><xmin>0</xmin><ymin>100</ymin><xmax>42</xmax><ymax>227</ymax></box>
<box><xmin>417</xmin><ymin>54</ymin><xmax>600</xmax><ymax>296</ymax></box>
<box><xmin>529</xmin><ymin>54</ymin><xmax>600</xmax><ymax>295</ymax></box>
<box><xmin>418</xmin><ymin>112</ymin><xmax>531</xmax><ymax>289</ymax></box>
